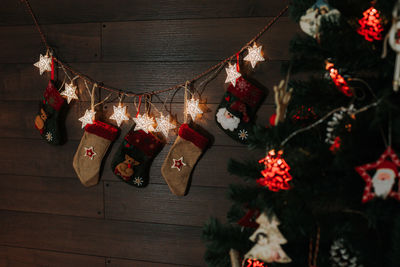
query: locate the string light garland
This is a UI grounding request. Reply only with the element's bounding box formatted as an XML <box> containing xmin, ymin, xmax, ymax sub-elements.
<box><xmin>61</xmin><ymin>82</ymin><xmax>79</xmax><ymax>104</ymax></box>
<box><xmin>225</xmin><ymin>63</ymin><xmax>242</xmax><ymax>87</ymax></box>
<box><xmin>78</xmin><ymin>109</ymin><xmax>95</xmax><ymax>128</ymax></box>
<box><xmin>242</xmin><ymin>258</ymin><xmax>267</xmax><ymax>267</ymax></box>
<box><xmin>257</xmin><ymin>149</ymin><xmax>292</xmax><ymax>192</ymax></box>
<box><xmin>357</xmin><ymin>6</ymin><xmax>384</xmax><ymax>42</ymax></box>
<box><xmin>154</xmin><ymin>114</ymin><xmax>176</xmax><ymax>138</ymax></box>
<box><xmin>33</xmin><ymin>54</ymin><xmax>51</xmax><ymax>75</ymax></box>
<box><xmin>132</xmin><ymin>114</ymin><xmax>155</xmax><ymax>134</ymax></box>
<box><xmin>21</xmin><ymin>0</ymin><xmax>288</xmax><ymax>98</ymax></box>
<box><xmin>109</xmin><ymin>104</ymin><xmax>129</xmax><ymax>127</ymax></box>
<box><xmin>244</xmin><ymin>43</ymin><xmax>265</xmax><ymax>68</ymax></box>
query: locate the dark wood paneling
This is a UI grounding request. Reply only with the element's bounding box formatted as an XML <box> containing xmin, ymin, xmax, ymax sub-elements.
<box><xmin>0</xmin><ymin>61</ymin><xmax>283</xmax><ymax>103</ymax></box>
<box><xmin>0</xmin><ymin>138</ymin><xmax>260</xmax><ymax>187</ymax></box>
<box><xmin>0</xmin><ymin>245</ymin><xmax>105</xmax><ymax>267</ymax></box>
<box><xmin>106</xmin><ymin>257</ymin><xmax>187</xmax><ymax>267</ymax></box>
<box><xmin>102</xmin><ymin>18</ymin><xmax>297</xmax><ymax>61</ymax></box>
<box><xmin>0</xmin><ymin>175</ymin><xmax>103</xmax><ymax>218</ymax></box>
<box><xmin>105</xmin><ymin>182</ymin><xmax>230</xmax><ymax>227</ymax></box>
<box><xmin>0</xmin><ymin>23</ymin><xmax>100</xmax><ymax>63</ymax></box>
<box><xmin>0</xmin><ymin>100</ymin><xmax>274</xmax><ymax>145</ymax></box>
<box><xmin>0</xmin><ymin>210</ymin><xmax>205</xmax><ymax>266</ymax></box>
<box><xmin>2</xmin><ymin>0</ymin><xmax>288</xmax><ymax>25</ymax></box>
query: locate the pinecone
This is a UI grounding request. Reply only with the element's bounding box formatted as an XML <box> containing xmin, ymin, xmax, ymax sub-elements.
<box><xmin>330</xmin><ymin>239</ymin><xmax>363</xmax><ymax>267</ymax></box>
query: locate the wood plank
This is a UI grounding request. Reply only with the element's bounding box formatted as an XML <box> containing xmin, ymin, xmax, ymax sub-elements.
<box><xmin>2</xmin><ymin>0</ymin><xmax>289</xmax><ymax>25</ymax></box>
<box><xmin>0</xmin><ymin>210</ymin><xmax>206</xmax><ymax>266</ymax></box>
<box><xmin>0</xmin><ymin>138</ymin><xmax>262</xmax><ymax>187</ymax></box>
<box><xmin>0</xmin><ymin>100</ymin><xmax>274</xmax><ymax>145</ymax></box>
<box><xmin>0</xmin><ymin>174</ymin><xmax>103</xmax><ymax>218</ymax></box>
<box><xmin>102</xmin><ymin>17</ymin><xmax>298</xmax><ymax>61</ymax></box>
<box><xmin>0</xmin><ymin>245</ymin><xmax>105</xmax><ymax>267</ymax></box>
<box><xmin>0</xmin><ymin>60</ymin><xmax>283</xmax><ymax>103</ymax></box>
<box><xmin>0</xmin><ymin>23</ymin><xmax>100</xmax><ymax>63</ymax></box>
<box><xmin>106</xmin><ymin>257</ymin><xmax>189</xmax><ymax>267</ymax></box>
<box><xmin>104</xmin><ymin>182</ymin><xmax>230</xmax><ymax>227</ymax></box>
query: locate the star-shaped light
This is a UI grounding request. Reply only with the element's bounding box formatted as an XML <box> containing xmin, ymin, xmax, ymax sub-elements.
<box><xmin>186</xmin><ymin>98</ymin><xmax>203</xmax><ymax>121</ymax></box>
<box><xmin>244</xmin><ymin>43</ymin><xmax>265</xmax><ymax>68</ymax></box>
<box><xmin>225</xmin><ymin>63</ymin><xmax>242</xmax><ymax>87</ymax></box>
<box><xmin>61</xmin><ymin>82</ymin><xmax>78</xmax><ymax>104</ymax></box>
<box><xmin>78</xmin><ymin>109</ymin><xmax>96</xmax><ymax>128</ymax></box>
<box><xmin>34</xmin><ymin>54</ymin><xmax>52</xmax><ymax>75</ymax></box>
<box><xmin>109</xmin><ymin>104</ymin><xmax>129</xmax><ymax>127</ymax></box>
<box><xmin>171</xmin><ymin>157</ymin><xmax>186</xmax><ymax>171</ymax></box>
<box><xmin>154</xmin><ymin>114</ymin><xmax>176</xmax><ymax>138</ymax></box>
<box><xmin>132</xmin><ymin>114</ymin><xmax>155</xmax><ymax>134</ymax></box>
<box><xmin>84</xmin><ymin>146</ymin><xmax>96</xmax><ymax>160</ymax></box>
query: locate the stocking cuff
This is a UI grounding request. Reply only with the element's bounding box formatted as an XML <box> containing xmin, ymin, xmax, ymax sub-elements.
<box><xmin>227</xmin><ymin>77</ymin><xmax>264</xmax><ymax>108</ymax></box>
<box><xmin>85</xmin><ymin>120</ymin><xmax>119</xmax><ymax>141</ymax></box>
<box><xmin>44</xmin><ymin>80</ymin><xmax>65</xmax><ymax>111</ymax></box>
<box><xmin>125</xmin><ymin>130</ymin><xmax>163</xmax><ymax>157</ymax></box>
<box><xmin>178</xmin><ymin>124</ymin><xmax>208</xmax><ymax>150</ymax></box>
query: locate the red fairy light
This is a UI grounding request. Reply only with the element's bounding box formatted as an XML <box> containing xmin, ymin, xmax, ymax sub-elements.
<box><xmin>325</xmin><ymin>61</ymin><xmax>353</xmax><ymax>97</ymax></box>
<box><xmin>257</xmin><ymin>150</ymin><xmax>292</xmax><ymax>192</ymax></box>
<box><xmin>357</xmin><ymin>7</ymin><xmax>384</xmax><ymax>42</ymax></box>
<box><xmin>243</xmin><ymin>258</ymin><xmax>267</xmax><ymax>267</ymax></box>
<box><xmin>329</xmin><ymin>136</ymin><xmax>341</xmax><ymax>153</ymax></box>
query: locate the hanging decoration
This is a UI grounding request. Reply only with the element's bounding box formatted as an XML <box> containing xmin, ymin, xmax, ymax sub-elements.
<box><xmin>61</xmin><ymin>82</ymin><xmax>79</xmax><ymax>104</ymax></box>
<box><xmin>299</xmin><ymin>0</ymin><xmax>340</xmax><ymax>38</ymax></box>
<box><xmin>33</xmin><ymin>53</ymin><xmax>52</xmax><ymax>75</ymax></box>
<box><xmin>244</xmin><ymin>213</ymin><xmax>292</xmax><ymax>264</ymax></box>
<box><xmin>325</xmin><ymin>60</ymin><xmax>353</xmax><ymax>97</ymax></box>
<box><xmin>330</xmin><ymin>238</ymin><xmax>361</xmax><ymax>267</ymax></box>
<box><xmin>325</xmin><ymin>105</ymin><xmax>355</xmax><ymax>145</ymax></box>
<box><xmin>132</xmin><ymin>114</ymin><xmax>155</xmax><ymax>134</ymax></box>
<box><xmin>225</xmin><ymin>63</ymin><xmax>242</xmax><ymax>87</ymax></box>
<box><xmin>355</xmin><ymin>146</ymin><xmax>400</xmax><ymax>203</ymax></box>
<box><xmin>244</xmin><ymin>43</ymin><xmax>265</xmax><ymax>68</ymax></box>
<box><xmin>242</xmin><ymin>258</ymin><xmax>267</xmax><ymax>267</ymax></box>
<box><xmin>383</xmin><ymin>0</ymin><xmax>400</xmax><ymax>92</ymax></box>
<box><xmin>155</xmin><ymin>114</ymin><xmax>176</xmax><ymax>138</ymax></box>
<box><xmin>238</xmin><ymin>208</ymin><xmax>261</xmax><ymax>228</ymax></box>
<box><xmin>357</xmin><ymin>6</ymin><xmax>384</xmax><ymax>42</ymax></box>
<box><xmin>186</xmin><ymin>98</ymin><xmax>203</xmax><ymax>121</ymax></box>
<box><xmin>271</xmin><ymin>79</ymin><xmax>293</xmax><ymax>126</ymax></box>
<box><xmin>109</xmin><ymin>104</ymin><xmax>129</xmax><ymax>127</ymax></box>
<box><xmin>78</xmin><ymin>109</ymin><xmax>96</xmax><ymax>129</ymax></box>
<box><xmin>257</xmin><ymin>150</ymin><xmax>292</xmax><ymax>192</ymax></box>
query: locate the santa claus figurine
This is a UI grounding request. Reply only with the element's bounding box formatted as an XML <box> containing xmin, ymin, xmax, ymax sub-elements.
<box><xmin>371</xmin><ymin>161</ymin><xmax>398</xmax><ymax>199</ymax></box>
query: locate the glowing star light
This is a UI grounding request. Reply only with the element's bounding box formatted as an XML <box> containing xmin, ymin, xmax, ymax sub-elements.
<box><xmin>84</xmin><ymin>146</ymin><xmax>96</xmax><ymax>160</ymax></box>
<box><xmin>357</xmin><ymin>7</ymin><xmax>384</xmax><ymax>42</ymax></box>
<box><xmin>61</xmin><ymin>83</ymin><xmax>78</xmax><ymax>104</ymax></box>
<box><xmin>132</xmin><ymin>114</ymin><xmax>155</xmax><ymax>134</ymax></box>
<box><xmin>109</xmin><ymin>104</ymin><xmax>129</xmax><ymax>127</ymax></box>
<box><xmin>155</xmin><ymin>114</ymin><xmax>176</xmax><ymax>138</ymax></box>
<box><xmin>186</xmin><ymin>98</ymin><xmax>203</xmax><ymax>121</ymax></box>
<box><xmin>34</xmin><ymin>54</ymin><xmax>52</xmax><ymax>75</ymax></box>
<box><xmin>257</xmin><ymin>149</ymin><xmax>292</xmax><ymax>192</ymax></box>
<box><xmin>244</xmin><ymin>43</ymin><xmax>265</xmax><ymax>68</ymax></box>
<box><xmin>78</xmin><ymin>109</ymin><xmax>96</xmax><ymax>128</ymax></box>
<box><xmin>171</xmin><ymin>157</ymin><xmax>186</xmax><ymax>171</ymax></box>
<box><xmin>225</xmin><ymin>63</ymin><xmax>242</xmax><ymax>87</ymax></box>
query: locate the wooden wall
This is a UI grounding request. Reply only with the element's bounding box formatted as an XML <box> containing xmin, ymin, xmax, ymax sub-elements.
<box><xmin>0</xmin><ymin>1</ymin><xmax>298</xmax><ymax>266</ymax></box>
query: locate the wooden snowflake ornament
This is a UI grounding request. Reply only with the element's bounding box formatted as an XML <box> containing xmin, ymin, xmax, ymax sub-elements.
<box><xmin>355</xmin><ymin>147</ymin><xmax>400</xmax><ymax>203</ymax></box>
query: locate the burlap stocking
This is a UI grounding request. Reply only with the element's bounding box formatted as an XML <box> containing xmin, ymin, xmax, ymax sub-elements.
<box><xmin>161</xmin><ymin>124</ymin><xmax>208</xmax><ymax>196</ymax></box>
<box><xmin>73</xmin><ymin>120</ymin><xmax>118</xmax><ymax>187</ymax></box>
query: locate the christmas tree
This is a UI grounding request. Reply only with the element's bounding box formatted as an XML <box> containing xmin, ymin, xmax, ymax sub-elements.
<box><xmin>203</xmin><ymin>0</ymin><xmax>400</xmax><ymax>266</ymax></box>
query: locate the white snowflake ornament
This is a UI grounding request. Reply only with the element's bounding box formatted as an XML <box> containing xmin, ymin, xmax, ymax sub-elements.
<box><xmin>133</xmin><ymin>177</ymin><xmax>144</xmax><ymax>186</ymax></box>
<box><xmin>186</xmin><ymin>98</ymin><xmax>203</xmax><ymax>121</ymax></box>
<box><xmin>61</xmin><ymin>82</ymin><xmax>78</xmax><ymax>104</ymax></box>
<box><xmin>34</xmin><ymin>54</ymin><xmax>52</xmax><ymax>75</ymax></box>
<box><xmin>132</xmin><ymin>114</ymin><xmax>155</xmax><ymax>134</ymax></box>
<box><xmin>45</xmin><ymin>132</ymin><xmax>53</xmax><ymax>142</ymax></box>
<box><xmin>78</xmin><ymin>109</ymin><xmax>96</xmax><ymax>128</ymax></box>
<box><xmin>225</xmin><ymin>63</ymin><xmax>242</xmax><ymax>87</ymax></box>
<box><xmin>109</xmin><ymin>104</ymin><xmax>129</xmax><ymax>127</ymax></box>
<box><xmin>155</xmin><ymin>114</ymin><xmax>176</xmax><ymax>138</ymax></box>
<box><xmin>244</xmin><ymin>43</ymin><xmax>265</xmax><ymax>68</ymax></box>
<box><xmin>238</xmin><ymin>129</ymin><xmax>248</xmax><ymax>140</ymax></box>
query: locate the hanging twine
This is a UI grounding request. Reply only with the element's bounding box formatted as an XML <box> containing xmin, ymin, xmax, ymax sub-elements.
<box><xmin>20</xmin><ymin>0</ymin><xmax>288</xmax><ymax>97</ymax></box>
<box><xmin>183</xmin><ymin>81</ymin><xmax>190</xmax><ymax>124</ymax></box>
<box><xmin>308</xmin><ymin>226</ymin><xmax>320</xmax><ymax>267</ymax></box>
<box><xmin>90</xmin><ymin>83</ymin><xmax>97</xmax><ymax>112</ymax></box>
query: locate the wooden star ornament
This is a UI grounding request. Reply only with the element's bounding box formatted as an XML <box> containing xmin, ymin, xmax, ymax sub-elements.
<box><xmin>355</xmin><ymin>147</ymin><xmax>400</xmax><ymax>203</ymax></box>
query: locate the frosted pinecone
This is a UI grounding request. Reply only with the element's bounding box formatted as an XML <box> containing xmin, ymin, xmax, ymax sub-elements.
<box><xmin>330</xmin><ymin>239</ymin><xmax>363</xmax><ymax>267</ymax></box>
